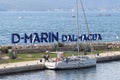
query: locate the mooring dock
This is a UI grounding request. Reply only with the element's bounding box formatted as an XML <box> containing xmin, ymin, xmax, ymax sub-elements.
<box><xmin>97</xmin><ymin>51</ymin><xmax>120</xmax><ymax>62</ymax></box>
<box><xmin>0</xmin><ymin>51</ymin><xmax>120</xmax><ymax>75</ymax></box>
<box><xmin>0</xmin><ymin>60</ymin><xmax>45</xmax><ymax>75</ymax></box>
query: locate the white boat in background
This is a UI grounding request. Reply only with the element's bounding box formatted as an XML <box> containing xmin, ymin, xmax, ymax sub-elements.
<box><xmin>18</xmin><ymin>16</ymin><xmax>23</xmax><ymax>19</ymax></box>
<box><xmin>44</xmin><ymin>0</ymin><xmax>97</xmax><ymax>70</ymax></box>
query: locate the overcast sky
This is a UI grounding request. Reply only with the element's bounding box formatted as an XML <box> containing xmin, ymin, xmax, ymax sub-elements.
<box><xmin>0</xmin><ymin>0</ymin><xmax>120</xmax><ymax>11</ymax></box>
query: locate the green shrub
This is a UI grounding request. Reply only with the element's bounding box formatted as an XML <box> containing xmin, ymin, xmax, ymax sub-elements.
<box><xmin>1</xmin><ymin>47</ymin><xmax>8</xmax><ymax>53</ymax></box>
<box><xmin>58</xmin><ymin>42</ymin><xmax>64</xmax><ymax>47</ymax></box>
<box><xmin>8</xmin><ymin>50</ymin><xmax>17</xmax><ymax>59</ymax></box>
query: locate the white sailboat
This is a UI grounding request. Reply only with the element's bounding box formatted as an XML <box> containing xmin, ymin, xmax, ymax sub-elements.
<box><xmin>45</xmin><ymin>52</ymin><xmax>96</xmax><ymax>69</ymax></box>
<box><xmin>44</xmin><ymin>0</ymin><xmax>96</xmax><ymax>70</ymax></box>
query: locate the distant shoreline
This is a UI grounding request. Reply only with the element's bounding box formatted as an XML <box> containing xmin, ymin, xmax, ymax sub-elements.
<box><xmin>0</xmin><ymin>42</ymin><xmax>120</xmax><ymax>53</ymax></box>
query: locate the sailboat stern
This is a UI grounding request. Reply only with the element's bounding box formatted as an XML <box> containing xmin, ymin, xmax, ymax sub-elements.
<box><xmin>45</xmin><ymin>62</ymin><xmax>57</xmax><ymax>69</ymax></box>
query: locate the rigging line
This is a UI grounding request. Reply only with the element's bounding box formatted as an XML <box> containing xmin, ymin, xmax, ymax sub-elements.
<box><xmin>80</xmin><ymin>0</ymin><xmax>90</xmax><ymax>35</ymax></box>
<box><xmin>77</xmin><ymin>1</ymin><xmax>83</xmax><ymax>34</ymax></box>
<box><xmin>80</xmin><ymin>0</ymin><xmax>94</xmax><ymax>51</ymax></box>
<box><xmin>76</xmin><ymin>0</ymin><xmax>80</xmax><ymax>53</ymax></box>
<box><xmin>78</xmin><ymin>0</ymin><xmax>87</xmax><ymax>51</ymax></box>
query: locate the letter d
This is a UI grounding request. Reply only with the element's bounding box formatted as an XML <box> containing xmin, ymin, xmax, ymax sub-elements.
<box><xmin>12</xmin><ymin>33</ymin><xmax>20</xmax><ymax>44</ymax></box>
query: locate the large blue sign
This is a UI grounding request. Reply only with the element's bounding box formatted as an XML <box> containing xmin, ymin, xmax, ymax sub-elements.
<box><xmin>11</xmin><ymin>32</ymin><xmax>102</xmax><ymax>44</ymax></box>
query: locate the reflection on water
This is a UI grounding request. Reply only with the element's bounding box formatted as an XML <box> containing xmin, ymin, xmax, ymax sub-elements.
<box><xmin>0</xmin><ymin>67</ymin><xmax>97</xmax><ymax>80</ymax></box>
<box><xmin>1</xmin><ymin>61</ymin><xmax>120</xmax><ymax>80</ymax></box>
<box><xmin>43</xmin><ymin>67</ymin><xmax>96</xmax><ymax>80</ymax></box>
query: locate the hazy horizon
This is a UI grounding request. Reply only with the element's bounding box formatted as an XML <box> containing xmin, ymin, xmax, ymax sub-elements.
<box><xmin>0</xmin><ymin>0</ymin><xmax>120</xmax><ymax>11</ymax></box>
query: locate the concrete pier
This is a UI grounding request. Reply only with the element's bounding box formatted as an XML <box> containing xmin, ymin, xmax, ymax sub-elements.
<box><xmin>0</xmin><ymin>60</ymin><xmax>45</xmax><ymax>75</ymax></box>
<box><xmin>96</xmin><ymin>51</ymin><xmax>120</xmax><ymax>62</ymax></box>
<box><xmin>0</xmin><ymin>51</ymin><xmax>120</xmax><ymax>75</ymax></box>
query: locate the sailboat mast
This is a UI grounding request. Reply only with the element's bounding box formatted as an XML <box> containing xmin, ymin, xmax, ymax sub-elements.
<box><xmin>80</xmin><ymin>0</ymin><xmax>93</xmax><ymax>52</ymax></box>
<box><xmin>76</xmin><ymin>0</ymin><xmax>80</xmax><ymax>53</ymax></box>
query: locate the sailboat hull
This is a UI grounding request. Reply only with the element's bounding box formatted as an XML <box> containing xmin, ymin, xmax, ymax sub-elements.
<box><xmin>45</xmin><ymin>58</ymin><xmax>96</xmax><ymax>70</ymax></box>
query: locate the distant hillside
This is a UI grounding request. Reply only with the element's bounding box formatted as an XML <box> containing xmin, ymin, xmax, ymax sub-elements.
<box><xmin>0</xmin><ymin>0</ymin><xmax>119</xmax><ymax>11</ymax></box>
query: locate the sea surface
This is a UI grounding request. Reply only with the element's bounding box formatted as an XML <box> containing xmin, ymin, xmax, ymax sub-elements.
<box><xmin>0</xmin><ymin>61</ymin><xmax>120</xmax><ymax>80</ymax></box>
<box><xmin>0</xmin><ymin>11</ymin><xmax>120</xmax><ymax>45</ymax></box>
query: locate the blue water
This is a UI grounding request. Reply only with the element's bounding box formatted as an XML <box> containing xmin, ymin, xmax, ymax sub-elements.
<box><xmin>0</xmin><ymin>11</ymin><xmax>120</xmax><ymax>45</ymax></box>
<box><xmin>1</xmin><ymin>61</ymin><xmax>120</xmax><ymax>80</ymax></box>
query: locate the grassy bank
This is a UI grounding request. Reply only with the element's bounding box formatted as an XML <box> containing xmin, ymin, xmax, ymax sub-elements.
<box><xmin>0</xmin><ymin>50</ymin><xmax>104</xmax><ymax>64</ymax></box>
<box><xmin>0</xmin><ymin>48</ymin><xmax>120</xmax><ymax>64</ymax></box>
